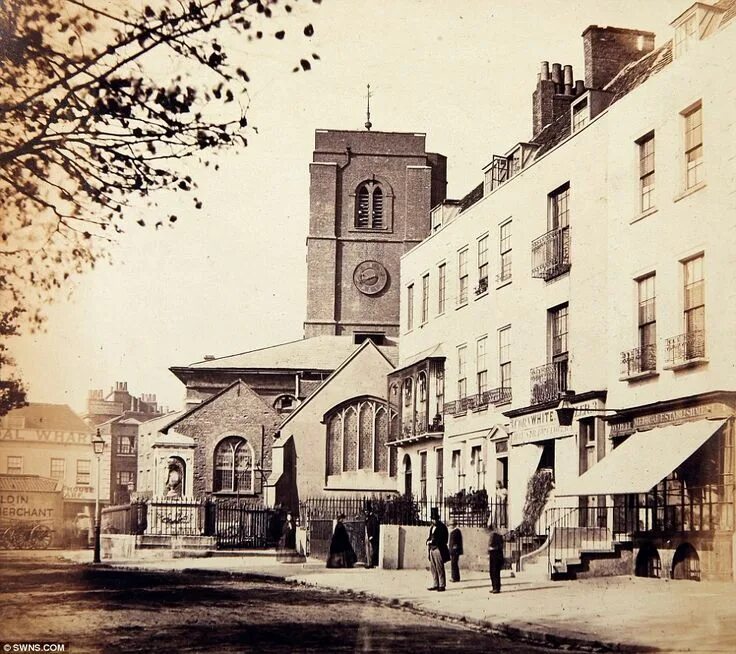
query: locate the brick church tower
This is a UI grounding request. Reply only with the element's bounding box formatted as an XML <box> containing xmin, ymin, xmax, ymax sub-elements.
<box><xmin>304</xmin><ymin>129</ymin><xmax>446</xmax><ymax>340</ymax></box>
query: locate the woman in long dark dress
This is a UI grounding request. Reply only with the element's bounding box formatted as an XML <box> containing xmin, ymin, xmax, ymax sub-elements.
<box><xmin>326</xmin><ymin>514</ymin><xmax>357</xmax><ymax>568</ymax></box>
<box><xmin>276</xmin><ymin>512</ymin><xmax>297</xmax><ymax>562</ymax></box>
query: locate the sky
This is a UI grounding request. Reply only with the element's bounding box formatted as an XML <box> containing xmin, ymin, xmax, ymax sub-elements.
<box><xmin>12</xmin><ymin>0</ymin><xmax>692</xmax><ymax>415</ymax></box>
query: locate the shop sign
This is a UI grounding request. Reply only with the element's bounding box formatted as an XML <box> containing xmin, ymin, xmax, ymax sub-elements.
<box><xmin>0</xmin><ymin>428</ymin><xmax>92</xmax><ymax>444</ymax></box>
<box><xmin>0</xmin><ymin>493</ymin><xmax>58</xmax><ymax>520</ymax></box>
<box><xmin>610</xmin><ymin>401</ymin><xmax>732</xmax><ymax>436</ymax></box>
<box><xmin>62</xmin><ymin>485</ymin><xmax>95</xmax><ymax>500</ymax></box>
<box><xmin>510</xmin><ymin>401</ymin><xmax>602</xmax><ymax>446</ymax></box>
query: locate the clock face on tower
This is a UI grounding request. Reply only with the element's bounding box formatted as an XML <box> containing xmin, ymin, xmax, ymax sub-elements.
<box><xmin>353</xmin><ymin>260</ymin><xmax>389</xmax><ymax>295</ymax></box>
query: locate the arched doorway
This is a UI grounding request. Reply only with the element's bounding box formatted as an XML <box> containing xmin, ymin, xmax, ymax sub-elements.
<box><xmin>403</xmin><ymin>454</ymin><xmax>412</xmax><ymax>497</ymax></box>
<box><xmin>672</xmin><ymin>543</ymin><xmax>700</xmax><ymax>581</ymax></box>
<box><xmin>635</xmin><ymin>542</ymin><xmax>661</xmax><ymax>578</ymax></box>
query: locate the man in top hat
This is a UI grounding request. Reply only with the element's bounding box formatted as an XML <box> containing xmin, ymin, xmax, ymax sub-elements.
<box><xmin>426</xmin><ymin>507</ymin><xmax>450</xmax><ymax>591</ymax></box>
<box><xmin>364</xmin><ymin>501</ymin><xmax>380</xmax><ymax>569</ymax></box>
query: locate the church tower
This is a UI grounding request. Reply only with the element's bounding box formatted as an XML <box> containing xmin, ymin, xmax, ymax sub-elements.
<box><xmin>304</xmin><ymin>129</ymin><xmax>446</xmax><ymax>340</ymax></box>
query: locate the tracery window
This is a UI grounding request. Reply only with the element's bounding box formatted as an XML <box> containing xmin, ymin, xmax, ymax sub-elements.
<box><xmin>213</xmin><ymin>436</ymin><xmax>254</xmax><ymax>493</ymax></box>
<box><xmin>326</xmin><ymin>399</ymin><xmax>396</xmax><ymax>476</ymax></box>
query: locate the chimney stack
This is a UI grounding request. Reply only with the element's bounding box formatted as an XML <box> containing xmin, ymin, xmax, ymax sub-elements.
<box><xmin>582</xmin><ymin>26</ymin><xmax>655</xmax><ymax>90</ymax></box>
<box><xmin>532</xmin><ymin>61</ymin><xmax>578</xmax><ymax>139</ymax></box>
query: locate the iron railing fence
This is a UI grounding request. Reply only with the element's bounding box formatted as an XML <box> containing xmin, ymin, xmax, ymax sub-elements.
<box><xmin>665</xmin><ymin>329</ymin><xmax>705</xmax><ymax>366</ymax></box>
<box><xmin>101</xmin><ymin>501</ymin><xmax>147</xmax><ymax>535</ymax></box>
<box><xmin>531</xmin><ymin>226</ymin><xmax>570</xmax><ymax>280</ymax></box>
<box><xmin>542</xmin><ymin>486</ymin><xmax>735</xmax><ymax>575</ymax></box>
<box><xmin>209</xmin><ymin>501</ymin><xmax>280</xmax><ymax>549</ymax></box>
<box><xmin>101</xmin><ymin>497</ymin><xmax>281</xmax><ymax>548</ymax></box>
<box><xmin>620</xmin><ymin>343</ymin><xmax>657</xmax><ymax>377</ymax></box>
<box><xmin>300</xmin><ymin>495</ymin><xmax>509</xmax><ymax>529</ymax></box>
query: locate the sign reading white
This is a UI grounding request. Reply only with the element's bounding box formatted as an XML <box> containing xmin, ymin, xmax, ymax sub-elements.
<box><xmin>510</xmin><ymin>401</ymin><xmax>603</xmax><ymax>446</ymax></box>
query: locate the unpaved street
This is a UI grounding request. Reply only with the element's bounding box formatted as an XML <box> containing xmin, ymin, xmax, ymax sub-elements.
<box><xmin>0</xmin><ymin>554</ymin><xmax>577</xmax><ymax>653</ymax></box>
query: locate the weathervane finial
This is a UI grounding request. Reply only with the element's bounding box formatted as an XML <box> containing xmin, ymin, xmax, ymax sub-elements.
<box><xmin>365</xmin><ymin>84</ymin><xmax>372</xmax><ymax>131</ymax></box>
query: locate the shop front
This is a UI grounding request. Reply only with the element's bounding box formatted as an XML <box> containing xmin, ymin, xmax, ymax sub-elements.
<box><xmin>558</xmin><ymin>391</ymin><xmax>736</xmax><ymax>581</ymax></box>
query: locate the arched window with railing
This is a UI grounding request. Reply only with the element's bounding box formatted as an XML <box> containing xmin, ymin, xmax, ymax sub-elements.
<box><xmin>213</xmin><ymin>436</ymin><xmax>254</xmax><ymax>493</ymax></box>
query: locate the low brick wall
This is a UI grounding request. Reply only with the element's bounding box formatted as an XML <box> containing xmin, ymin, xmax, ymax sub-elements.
<box><xmin>380</xmin><ymin>525</ymin><xmax>491</xmax><ymax>572</ymax></box>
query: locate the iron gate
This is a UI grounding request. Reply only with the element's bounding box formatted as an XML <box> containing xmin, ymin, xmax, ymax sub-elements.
<box><xmin>208</xmin><ymin>501</ymin><xmax>280</xmax><ymax>549</ymax></box>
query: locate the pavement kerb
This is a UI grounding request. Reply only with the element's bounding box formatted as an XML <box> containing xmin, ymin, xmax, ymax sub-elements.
<box><xmin>84</xmin><ymin>560</ymin><xmax>657</xmax><ymax>653</ymax></box>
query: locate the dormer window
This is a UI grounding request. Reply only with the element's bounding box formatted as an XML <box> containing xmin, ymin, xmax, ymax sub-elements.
<box><xmin>674</xmin><ymin>12</ymin><xmax>698</xmax><ymax>57</ymax></box>
<box><xmin>356</xmin><ymin>180</ymin><xmax>384</xmax><ymax>229</ymax></box>
<box><xmin>571</xmin><ymin>98</ymin><xmax>589</xmax><ymax>133</ymax></box>
<box><xmin>431</xmin><ymin>205</ymin><xmax>442</xmax><ymax>232</ymax></box>
<box><xmin>671</xmin><ymin>3</ymin><xmax>724</xmax><ymax>59</ymax></box>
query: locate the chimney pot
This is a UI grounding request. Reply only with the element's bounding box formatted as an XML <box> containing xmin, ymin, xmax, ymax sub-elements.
<box><xmin>540</xmin><ymin>61</ymin><xmax>550</xmax><ymax>80</ymax></box>
<box><xmin>575</xmin><ymin>80</ymin><xmax>585</xmax><ymax>95</ymax></box>
<box><xmin>551</xmin><ymin>63</ymin><xmax>562</xmax><ymax>85</ymax></box>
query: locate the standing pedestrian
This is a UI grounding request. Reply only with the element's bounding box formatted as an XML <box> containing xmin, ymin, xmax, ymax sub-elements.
<box><xmin>364</xmin><ymin>502</ymin><xmax>380</xmax><ymax>569</ymax></box>
<box><xmin>448</xmin><ymin>520</ymin><xmax>463</xmax><ymax>582</ymax></box>
<box><xmin>326</xmin><ymin>514</ymin><xmax>357</xmax><ymax>568</ymax></box>
<box><xmin>487</xmin><ymin>521</ymin><xmax>505</xmax><ymax>594</ymax></box>
<box><xmin>426</xmin><ymin>507</ymin><xmax>450</xmax><ymax>592</ymax></box>
<box><xmin>494</xmin><ymin>480</ymin><xmax>508</xmax><ymax>528</ymax></box>
<box><xmin>276</xmin><ymin>512</ymin><xmax>297</xmax><ymax>562</ymax></box>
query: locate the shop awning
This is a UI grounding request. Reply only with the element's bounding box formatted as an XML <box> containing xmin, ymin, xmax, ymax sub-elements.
<box><xmin>556</xmin><ymin>418</ymin><xmax>726</xmax><ymax>496</ymax></box>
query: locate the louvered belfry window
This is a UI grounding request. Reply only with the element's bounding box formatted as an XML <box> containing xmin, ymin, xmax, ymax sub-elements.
<box><xmin>355</xmin><ymin>181</ymin><xmax>384</xmax><ymax>229</ymax></box>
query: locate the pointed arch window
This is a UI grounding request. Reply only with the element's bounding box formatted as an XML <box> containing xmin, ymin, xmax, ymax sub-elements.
<box><xmin>325</xmin><ymin>398</ymin><xmax>397</xmax><ymax>476</ymax></box>
<box><xmin>355</xmin><ymin>180</ymin><xmax>385</xmax><ymax>229</ymax></box>
<box><xmin>213</xmin><ymin>436</ymin><xmax>254</xmax><ymax>493</ymax></box>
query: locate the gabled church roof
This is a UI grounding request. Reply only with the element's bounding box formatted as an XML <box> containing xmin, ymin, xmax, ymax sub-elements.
<box><xmin>276</xmin><ymin>339</ymin><xmax>395</xmax><ymax>435</ymax></box>
<box><xmin>171</xmin><ymin>335</ymin><xmax>398</xmax><ymax>376</ymax></box>
<box><xmin>161</xmin><ymin>378</ymin><xmax>276</xmax><ymax>434</ymax></box>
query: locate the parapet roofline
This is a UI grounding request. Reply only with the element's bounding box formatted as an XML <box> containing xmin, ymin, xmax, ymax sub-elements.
<box><xmin>315</xmin><ymin>129</ymin><xmax>427</xmax><ymax>137</ymax></box>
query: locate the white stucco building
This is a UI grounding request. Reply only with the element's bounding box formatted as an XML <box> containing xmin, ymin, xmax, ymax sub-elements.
<box><xmin>394</xmin><ymin>1</ymin><xmax>736</xmax><ymax>580</ymax></box>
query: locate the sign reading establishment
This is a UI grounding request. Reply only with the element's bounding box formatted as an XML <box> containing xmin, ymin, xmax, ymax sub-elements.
<box><xmin>609</xmin><ymin>401</ymin><xmax>732</xmax><ymax>437</ymax></box>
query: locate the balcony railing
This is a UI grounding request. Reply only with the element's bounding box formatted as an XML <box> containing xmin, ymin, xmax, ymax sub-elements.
<box><xmin>531</xmin><ymin>226</ymin><xmax>570</xmax><ymax>280</ymax></box>
<box><xmin>530</xmin><ymin>360</ymin><xmax>569</xmax><ymax>405</ymax></box>
<box><xmin>399</xmin><ymin>411</ymin><xmax>443</xmax><ymax>441</ymax></box>
<box><xmin>444</xmin><ymin>388</ymin><xmax>513</xmax><ymax>415</ymax></box>
<box><xmin>620</xmin><ymin>344</ymin><xmax>657</xmax><ymax>377</ymax></box>
<box><xmin>665</xmin><ymin>330</ymin><xmax>705</xmax><ymax>367</ymax></box>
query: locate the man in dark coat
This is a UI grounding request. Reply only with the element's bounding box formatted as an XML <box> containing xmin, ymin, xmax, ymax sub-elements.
<box><xmin>364</xmin><ymin>503</ymin><xmax>380</xmax><ymax>569</ymax></box>
<box><xmin>488</xmin><ymin>521</ymin><xmax>505</xmax><ymax>593</ymax></box>
<box><xmin>426</xmin><ymin>507</ymin><xmax>450</xmax><ymax>591</ymax></box>
<box><xmin>448</xmin><ymin>520</ymin><xmax>463</xmax><ymax>582</ymax></box>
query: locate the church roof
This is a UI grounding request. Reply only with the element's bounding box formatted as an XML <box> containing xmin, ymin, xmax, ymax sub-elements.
<box><xmin>161</xmin><ymin>379</ymin><xmax>277</xmax><ymax>434</ymax></box>
<box><xmin>276</xmin><ymin>339</ymin><xmax>395</xmax><ymax>433</ymax></box>
<box><xmin>173</xmin><ymin>335</ymin><xmax>398</xmax><ymax>373</ymax></box>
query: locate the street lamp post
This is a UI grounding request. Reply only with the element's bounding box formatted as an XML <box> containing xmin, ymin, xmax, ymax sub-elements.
<box><xmin>91</xmin><ymin>429</ymin><xmax>105</xmax><ymax>564</ymax></box>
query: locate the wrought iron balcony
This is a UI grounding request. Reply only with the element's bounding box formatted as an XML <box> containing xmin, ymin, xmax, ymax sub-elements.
<box><xmin>496</xmin><ymin>268</ymin><xmax>512</xmax><ymax>284</ymax></box>
<box><xmin>475</xmin><ymin>277</ymin><xmax>489</xmax><ymax>296</ymax></box>
<box><xmin>620</xmin><ymin>344</ymin><xmax>657</xmax><ymax>378</ymax></box>
<box><xmin>665</xmin><ymin>330</ymin><xmax>705</xmax><ymax>367</ymax></box>
<box><xmin>530</xmin><ymin>360</ymin><xmax>569</xmax><ymax>405</ymax></box>
<box><xmin>531</xmin><ymin>226</ymin><xmax>571</xmax><ymax>281</ymax></box>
